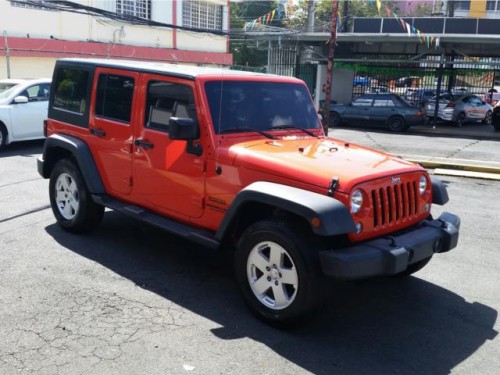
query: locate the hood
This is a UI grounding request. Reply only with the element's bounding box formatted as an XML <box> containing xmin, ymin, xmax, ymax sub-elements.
<box><xmin>229</xmin><ymin>137</ymin><xmax>422</xmax><ymax>193</ymax></box>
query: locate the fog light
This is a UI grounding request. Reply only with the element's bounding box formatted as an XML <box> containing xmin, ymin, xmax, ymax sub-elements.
<box><xmin>425</xmin><ymin>203</ymin><xmax>430</xmax><ymax>212</ymax></box>
<box><xmin>355</xmin><ymin>222</ymin><xmax>363</xmax><ymax>234</ymax></box>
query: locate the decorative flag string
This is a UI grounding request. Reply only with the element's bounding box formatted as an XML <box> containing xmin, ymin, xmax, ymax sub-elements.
<box><xmin>375</xmin><ymin>0</ymin><xmax>439</xmax><ymax>49</ymax></box>
<box><xmin>244</xmin><ymin>0</ymin><xmax>440</xmax><ymax>48</ymax></box>
<box><xmin>244</xmin><ymin>0</ymin><xmax>296</xmax><ymax>31</ymax></box>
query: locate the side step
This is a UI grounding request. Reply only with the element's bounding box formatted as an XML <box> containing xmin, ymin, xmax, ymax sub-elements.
<box><xmin>92</xmin><ymin>194</ymin><xmax>220</xmax><ymax>250</ymax></box>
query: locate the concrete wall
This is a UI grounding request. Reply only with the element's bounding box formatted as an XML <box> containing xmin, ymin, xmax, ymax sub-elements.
<box><xmin>315</xmin><ymin>66</ymin><xmax>354</xmax><ymax>107</ymax></box>
<box><xmin>0</xmin><ymin>0</ymin><xmax>228</xmax><ymax>52</ymax></box>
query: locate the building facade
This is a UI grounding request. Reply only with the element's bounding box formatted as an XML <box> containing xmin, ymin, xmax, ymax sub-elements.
<box><xmin>0</xmin><ymin>0</ymin><xmax>232</xmax><ymax>78</ymax></box>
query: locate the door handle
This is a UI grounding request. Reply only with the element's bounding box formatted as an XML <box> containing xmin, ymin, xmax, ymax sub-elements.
<box><xmin>134</xmin><ymin>139</ymin><xmax>154</xmax><ymax>150</ymax></box>
<box><xmin>90</xmin><ymin>128</ymin><xmax>106</xmax><ymax>137</ymax></box>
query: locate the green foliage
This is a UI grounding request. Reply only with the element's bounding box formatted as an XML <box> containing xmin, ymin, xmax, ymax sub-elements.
<box><xmin>406</xmin><ymin>3</ymin><xmax>433</xmax><ymax>17</ymax></box>
<box><xmin>230</xmin><ymin>1</ymin><xmax>278</xmax><ymax>67</ymax></box>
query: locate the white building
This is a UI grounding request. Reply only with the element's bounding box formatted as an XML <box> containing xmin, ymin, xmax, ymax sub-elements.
<box><xmin>0</xmin><ymin>0</ymin><xmax>232</xmax><ymax>78</ymax></box>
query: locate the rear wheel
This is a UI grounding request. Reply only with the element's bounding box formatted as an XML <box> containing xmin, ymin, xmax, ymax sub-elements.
<box><xmin>455</xmin><ymin>112</ymin><xmax>466</xmax><ymax>127</ymax></box>
<box><xmin>387</xmin><ymin>116</ymin><xmax>407</xmax><ymax>132</ymax></box>
<box><xmin>49</xmin><ymin>159</ymin><xmax>104</xmax><ymax>233</ymax></box>
<box><xmin>234</xmin><ymin>219</ymin><xmax>320</xmax><ymax>327</ymax></box>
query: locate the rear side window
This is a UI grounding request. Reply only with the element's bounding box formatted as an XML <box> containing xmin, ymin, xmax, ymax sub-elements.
<box><xmin>95</xmin><ymin>74</ymin><xmax>134</xmax><ymax>123</ymax></box>
<box><xmin>353</xmin><ymin>97</ymin><xmax>372</xmax><ymax>107</ymax></box>
<box><xmin>53</xmin><ymin>68</ymin><xmax>89</xmax><ymax>114</ymax></box>
<box><xmin>49</xmin><ymin>65</ymin><xmax>95</xmax><ymax>128</ymax></box>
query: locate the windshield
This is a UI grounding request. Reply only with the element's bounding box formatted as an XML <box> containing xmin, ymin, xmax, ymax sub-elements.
<box><xmin>205</xmin><ymin>81</ymin><xmax>320</xmax><ymax>134</ymax></box>
<box><xmin>0</xmin><ymin>85</ymin><xmax>17</xmax><ymax>100</ymax></box>
<box><xmin>0</xmin><ymin>82</ymin><xmax>18</xmax><ymax>94</ymax></box>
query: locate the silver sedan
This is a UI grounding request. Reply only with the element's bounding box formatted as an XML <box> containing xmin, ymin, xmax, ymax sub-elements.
<box><xmin>440</xmin><ymin>94</ymin><xmax>492</xmax><ymax>126</ymax></box>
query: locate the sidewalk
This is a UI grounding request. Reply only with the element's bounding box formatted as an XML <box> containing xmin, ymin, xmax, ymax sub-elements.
<box><xmin>328</xmin><ymin>122</ymin><xmax>500</xmax><ymax>180</ymax></box>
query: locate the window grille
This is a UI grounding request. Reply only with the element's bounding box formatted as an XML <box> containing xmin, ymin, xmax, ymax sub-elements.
<box><xmin>182</xmin><ymin>1</ymin><xmax>223</xmax><ymax>31</ymax></box>
<box><xmin>116</xmin><ymin>0</ymin><xmax>151</xmax><ymax>20</ymax></box>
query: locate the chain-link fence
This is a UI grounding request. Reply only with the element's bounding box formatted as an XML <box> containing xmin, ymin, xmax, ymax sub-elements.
<box><xmin>338</xmin><ymin>61</ymin><xmax>500</xmax><ymax>105</ymax></box>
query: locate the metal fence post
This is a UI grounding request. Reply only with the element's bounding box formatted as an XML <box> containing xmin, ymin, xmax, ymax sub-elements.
<box><xmin>3</xmin><ymin>31</ymin><xmax>11</xmax><ymax>78</ymax></box>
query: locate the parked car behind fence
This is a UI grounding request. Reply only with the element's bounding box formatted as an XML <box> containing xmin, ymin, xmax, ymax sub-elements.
<box><xmin>328</xmin><ymin>93</ymin><xmax>426</xmax><ymax>132</ymax></box>
<box><xmin>440</xmin><ymin>94</ymin><xmax>492</xmax><ymax>126</ymax></box>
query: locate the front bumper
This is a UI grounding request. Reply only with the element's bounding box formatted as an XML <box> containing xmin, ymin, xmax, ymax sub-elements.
<box><xmin>319</xmin><ymin>212</ymin><xmax>460</xmax><ymax>280</ymax></box>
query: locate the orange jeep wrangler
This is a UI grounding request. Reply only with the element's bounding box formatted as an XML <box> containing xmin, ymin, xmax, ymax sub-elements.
<box><xmin>38</xmin><ymin>58</ymin><xmax>460</xmax><ymax>326</ymax></box>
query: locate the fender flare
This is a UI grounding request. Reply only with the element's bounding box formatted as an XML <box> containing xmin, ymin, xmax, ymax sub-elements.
<box><xmin>215</xmin><ymin>181</ymin><xmax>356</xmax><ymax>240</ymax></box>
<box><xmin>430</xmin><ymin>176</ymin><xmax>449</xmax><ymax>205</ymax></box>
<box><xmin>38</xmin><ymin>134</ymin><xmax>105</xmax><ymax>194</ymax></box>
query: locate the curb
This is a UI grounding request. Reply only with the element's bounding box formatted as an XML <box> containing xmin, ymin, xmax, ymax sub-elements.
<box><xmin>406</xmin><ymin>158</ymin><xmax>500</xmax><ymax>180</ymax></box>
<box><xmin>407</xmin><ymin>159</ymin><xmax>500</xmax><ymax>175</ymax></box>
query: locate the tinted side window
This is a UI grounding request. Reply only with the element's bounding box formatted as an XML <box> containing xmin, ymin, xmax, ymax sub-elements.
<box><xmin>95</xmin><ymin>74</ymin><xmax>134</xmax><ymax>123</ymax></box>
<box><xmin>353</xmin><ymin>98</ymin><xmax>372</xmax><ymax>107</ymax></box>
<box><xmin>145</xmin><ymin>80</ymin><xmax>197</xmax><ymax>133</ymax></box>
<box><xmin>53</xmin><ymin>68</ymin><xmax>89</xmax><ymax>114</ymax></box>
<box><xmin>25</xmin><ymin>83</ymin><xmax>50</xmax><ymax>101</ymax></box>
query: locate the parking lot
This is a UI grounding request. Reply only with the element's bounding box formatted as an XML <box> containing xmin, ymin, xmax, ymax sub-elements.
<box><xmin>1</xmin><ymin>131</ymin><xmax>499</xmax><ymax>375</ymax></box>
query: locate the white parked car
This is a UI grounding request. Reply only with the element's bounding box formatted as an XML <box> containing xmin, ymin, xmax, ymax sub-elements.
<box><xmin>0</xmin><ymin>78</ymin><xmax>51</xmax><ymax>150</ymax></box>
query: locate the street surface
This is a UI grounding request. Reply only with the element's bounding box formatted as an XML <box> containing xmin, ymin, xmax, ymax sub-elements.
<box><xmin>0</xmin><ymin>134</ymin><xmax>499</xmax><ymax>375</ymax></box>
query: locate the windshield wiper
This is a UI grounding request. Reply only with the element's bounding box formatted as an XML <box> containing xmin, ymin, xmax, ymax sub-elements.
<box><xmin>219</xmin><ymin>127</ymin><xmax>276</xmax><ymax>139</ymax></box>
<box><xmin>270</xmin><ymin>125</ymin><xmax>319</xmax><ymax>137</ymax></box>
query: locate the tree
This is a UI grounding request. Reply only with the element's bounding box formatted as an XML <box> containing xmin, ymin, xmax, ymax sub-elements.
<box><xmin>230</xmin><ymin>1</ymin><xmax>280</xmax><ymax>67</ymax></box>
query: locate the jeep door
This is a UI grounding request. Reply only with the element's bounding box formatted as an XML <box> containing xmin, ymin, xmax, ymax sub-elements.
<box><xmin>88</xmin><ymin>68</ymin><xmax>138</xmax><ymax>195</ymax></box>
<box><xmin>132</xmin><ymin>75</ymin><xmax>205</xmax><ymax>219</ymax></box>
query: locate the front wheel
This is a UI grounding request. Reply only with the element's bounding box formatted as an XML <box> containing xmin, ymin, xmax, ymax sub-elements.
<box><xmin>49</xmin><ymin>159</ymin><xmax>104</xmax><ymax>233</ymax></box>
<box><xmin>387</xmin><ymin>116</ymin><xmax>407</xmax><ymax>132</ymax></box>
<box><xmin>234</xmin><ymin>219</ymin><xmax>320</xmax><ymax>327</ymax></box>
<box><xmin>0</xmin><ymin>124</ymin><xmax>7</xmax><ymax>151</ymax></box>
<box><xmin>482</xmin><ymin>110</ymin><xmax>492</xmax><ymax>124</ymax></box>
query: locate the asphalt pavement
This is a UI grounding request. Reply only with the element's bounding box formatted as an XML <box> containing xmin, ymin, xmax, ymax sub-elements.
<box><xmin>329</xmin><ymin>121</ymin><xmax>500</xmax><ymax>180</ymax></box>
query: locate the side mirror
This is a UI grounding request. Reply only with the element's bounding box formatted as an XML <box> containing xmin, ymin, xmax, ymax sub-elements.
<box><xmin>169</xmin><ymin>117</ymin><xmax>202</xmax><ymax>156</ymax></box>
<box><xmin>169</xmin><ymin>117</ymin><xmax>199</xmax><ymax>140</ymax></box>
<box><xmin>14</xmin><ymin>96</ymin><xmax>29</xmax><ymax>104</ymax></box>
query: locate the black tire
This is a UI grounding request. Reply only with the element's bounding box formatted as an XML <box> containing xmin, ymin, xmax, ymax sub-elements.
<box><xmin>234</xmin><ymin>219</ymin><xmax>321</xmax><ymax>327</ymax></box>
<box><xmin>329</xmin><ymin>112</ymin><xmax>341</xmax><ymax>127</ymax></box>
<box><xmin>49</xmin><ymin>159</ymin><xmax>104</xmax><ymax>233</ymax></box>
<box><xmin>387</xmin><ymin>116</ymin><xmax>407</xmax><ymax>132</ymax></box>
<box><xmin>0</xmin><ymin>124</ymin><xmax>7</xmax><ymax>151</ymax></box>
<box><xmin>482</xmin><ymin>110</ymin><xmax>492</xmax><ymax>124</ymax></box>
<box><xmin>455</xmin><ymin>112</ymin><xmax>466</xmax><ymax>127</ymax></box>
<box><xmin>397</xmin><ymin>257</ymin><xmax>432</xmax><ymax>277</ymax></box>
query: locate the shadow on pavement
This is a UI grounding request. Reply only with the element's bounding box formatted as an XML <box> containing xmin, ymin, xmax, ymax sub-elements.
<box><xmin>331</xmin><ymin>122</ymin><xmax>500</xmax><ymax>141</ymax></box>
<box><xmin>0</xmin><ymin>139</ymin><xmax>44</xmax><ymax>158</ymax></box>
<box><xmin>46</xmin><ymin>211</ymin><xmax>498</xmax><ymax>374</ymax></box>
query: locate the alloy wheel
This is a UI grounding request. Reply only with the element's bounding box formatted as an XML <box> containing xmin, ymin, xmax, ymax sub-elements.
<box><xmin>246</xmin><ymin>241</ymin><xmax>299</xmax><ymax>310</ymax></box>
<box><xmin>54</xmin><ymin>172</ymin><xmax>80</xmax><ymax>220</ymax></box>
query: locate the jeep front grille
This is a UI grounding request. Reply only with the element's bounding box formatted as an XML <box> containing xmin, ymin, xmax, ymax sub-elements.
<box><xmin>371</xmin><ymin>181</ymin><xmax>419</xmax><ymax>228</ymax></box>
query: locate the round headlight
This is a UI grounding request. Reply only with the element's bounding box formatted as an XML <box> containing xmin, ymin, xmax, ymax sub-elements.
<box><xmin>419</xmin><ymin>175</ymin><xmax>427</xmax><ymax>195</ymax></box>
<box><xmin>350</xmin><ymin>189</ymin><xmax>363</xmax><ymax>214</ymax></box>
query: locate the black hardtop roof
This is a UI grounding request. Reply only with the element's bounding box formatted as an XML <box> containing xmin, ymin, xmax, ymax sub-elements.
<box><xmin>56</xmin><ymin>58</ymin><xmax>286</xmax><ymax>81</ymax></box>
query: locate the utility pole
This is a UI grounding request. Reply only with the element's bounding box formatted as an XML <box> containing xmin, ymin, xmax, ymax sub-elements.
<box><xmin>321</xmin><ymin>0</ymin><xmax>339</xmax><ymax>134</ymax></box>
<box><xmin>306</xmin><ymin>0</ymin><xmax>315</xmax><ymax>32</ymax></box>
